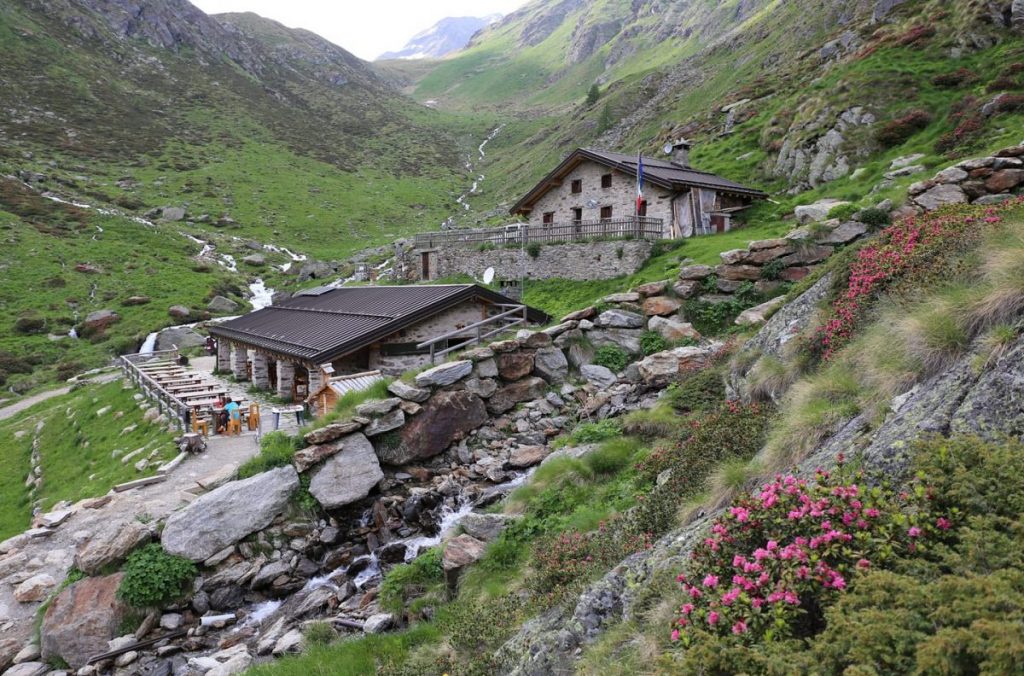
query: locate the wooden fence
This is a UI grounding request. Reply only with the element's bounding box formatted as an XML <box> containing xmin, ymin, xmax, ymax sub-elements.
<box><xmin>413</xmin><ymin>217</ymin><xmax>664</xmax><ymax>249</ymax></box>
<box><xmin>120</xmin><ymin>350</ymin><xmax>189</xmax><ymax>428</ymax></box>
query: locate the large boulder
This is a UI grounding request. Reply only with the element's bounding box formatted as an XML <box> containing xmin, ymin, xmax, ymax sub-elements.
<box><xmin>14</xmin><ymin>573</ymin><xmax>56</xmax><ymax>603</ymax></box>
<box><xmin>488</xmin><ymin>377</ymin><xmax>548</xmax><ymax>414</ymax></box>
<box><xmin>162</xmin><ymin>466</ymin><xmax>299</xmax><ymax>561</ymax></box>
<box><xmin>40</xmin><ymin>573</ymin><xmax>129</xmax><ymax>670</ymax></box>
<box><xmin>303</xmin><ymin>421</ymin><xmax>362</xmax><ymax>446</ymax></box>
<box><xmin>913</xmin><ymin>183</ymin><xmax>967</xmax><ymax>210</ymax></box>
<box><xmin>75</xmin><ymin>520</ymin><xmax>151</xmax><ymax>575</ymax></box>
<box><xmin>381</xmin><ymin>391</ymin><xmax>488</xmax><ymax>465</ymax></box>
<box><xmin>678</xmin><ymin>264</ymin><xmax>714</xmax><ymax>280</ymax></box>
<box><xmin>460</xmin><ymin>513</ymin><xmax>515</xmax><ymax>542</ymax></box>
<box><xmin>642</xmin><ymin>296</ymin><xmax>682</xmax><ymax>317</ymax></box>
<box><xmin>155</xmin><ymin>325</ymin><xmax>206</xmax><ymax>351</ymax></box>
<box><xmin>387</xmin><ymin>380</ymin><xmax>430</xmax><ymax>403</ymax></box>
<box><xmin>293</xmin><ymin>438</ymin><xmax>346</xmax><ymax>473</ymax></box>
<box><xmin>581</xmin><ymin>364</ymin><xmax>617</xmax><ymax>388</ymax></box>
<box><xmin>647</xmin><ymin>316</ymin><xmax>701</xmax><ymax>342</ymax></box>
<box><xmin>735</xmin><ymin>296</ymin><xmax>787</xmax><ymax>327</ymax></box>
<box><xmin>589</xmin><ymin>328</ymin><xmax>643</xmax><ymax>355</ymax></box>
<box><xmin>414</xmin><ymin>360</ymin><xmax>473</xmax><ymax>388</ymax></box>
<box><xmin>497</xmin><ymin>352</ymin><xmax>535</xmax><ymax>381</ymax></box>
<box><xmin>443</xmin><ymin>534</ymin><xmax>487</xmax><ymax>590</ymax></box>
<box><xmin>595</xmin><ymin>309</ymin><xmax>645</xmax><ymax>329</ymax></box>
<box><xmin>533</xmin><ymin>347</ymin><xmax>568</xmax><ymax>384</ymax></box>
<box><xmin>795</xmin><ymin>199</ymin><xmax>848</xmax><ymax>224</ymax></box>
<box><xmin>308</xmin><ymin>433</ymin><xmax>383</xmax><ymax>509</ymax></box>
<box><xmin>82</xmin><ymin>310</ymin><xmax>119</xmax><ymax>332</ymax></box>
<box><xmin>207</xmin><ymin>296</ymin><xmax>239</xmax><ymax>313</ymax></box>
<box><xmin>637</xmin><ymin>346</ymin><xmax>713</xmax><ymax>387</ymax></box>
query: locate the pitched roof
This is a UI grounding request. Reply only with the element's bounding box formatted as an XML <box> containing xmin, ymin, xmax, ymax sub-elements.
<box><xmin>510</xmin><ymin>148</ymin><xmax>767</xmax><ymax>214</ymax></box>
<box><xmin>208</xmin><ymin>284</ymin><xmax>549</xmax><ymax>364</ymax></box>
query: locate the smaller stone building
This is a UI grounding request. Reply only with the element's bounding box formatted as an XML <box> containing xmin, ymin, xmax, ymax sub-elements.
<box><xmin>207</xmin><ymin>285</ymin><xmax>548</xmax><ymax>401</ymax></box>
<box><xmin>511</xmin><ymin>144</ymin><xmax>767</xmax><ymax>237</ymax></box>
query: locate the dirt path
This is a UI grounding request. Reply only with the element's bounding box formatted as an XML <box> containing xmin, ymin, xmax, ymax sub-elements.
<box><xmin>0</xmin><ymin>371</ymin><xmax>121</xmax><ymax>422</ymax></box>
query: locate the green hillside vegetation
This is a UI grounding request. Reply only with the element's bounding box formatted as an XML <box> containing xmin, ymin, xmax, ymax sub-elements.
<box><xmin>0</xmin><ymin>379</ymin><xmax>177</xmax><ymax>539</ymax></box>
<box><xmin>248</xmin><ymin>202</ymin><xmax>1024</xmax><ymax>675</ymax></box>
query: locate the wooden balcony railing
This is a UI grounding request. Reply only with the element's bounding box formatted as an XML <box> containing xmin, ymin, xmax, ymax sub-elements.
<box><xmin>413</xmin><ymin>217</ymin><xmax>664</xmax><ymax>249</ymax></box>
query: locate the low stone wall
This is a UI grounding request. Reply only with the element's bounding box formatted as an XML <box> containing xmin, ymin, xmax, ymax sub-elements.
<box><xmin>427</xmin><ymin>239</ymin><xmax>653</xmax><ymax>281</ymax></box>
<box><xmin>905</xmin><ymin>142</ymin><xmax>1024</xmax><ymax>210</ymax></box>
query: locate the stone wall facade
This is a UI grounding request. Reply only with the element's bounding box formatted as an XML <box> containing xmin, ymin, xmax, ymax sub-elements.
<box><xmin>428</xmin><ymin>239</ymin><xmax>653</xmax><ymax>282</ymax></box>
<box><xmin>523</xmin><ymin>161</ymin><xmax>675</xmax><ymax>236</ymax></box>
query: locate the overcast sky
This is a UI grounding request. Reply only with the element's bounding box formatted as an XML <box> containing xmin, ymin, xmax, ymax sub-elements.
<box><xmin>191</xmin><ymin>0</ymin><xmax>528</xmax><ymax>60</ymax></box>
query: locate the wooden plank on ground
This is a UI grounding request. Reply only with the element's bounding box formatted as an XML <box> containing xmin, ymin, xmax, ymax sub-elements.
<box><xmin>113</xmin><ymin>474</ymin><xmax>167</xmax><ymax>492</ymax></box>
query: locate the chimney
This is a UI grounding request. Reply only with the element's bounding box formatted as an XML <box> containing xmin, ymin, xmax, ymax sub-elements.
<box><xmin>671</xmin><ymin>139</ymin><xmax>692</xmax><ymax>167</ymax></box>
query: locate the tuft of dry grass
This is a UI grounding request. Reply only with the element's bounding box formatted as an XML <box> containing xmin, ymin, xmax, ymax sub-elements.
<box><xmin>965</xmin><ymin>240</ymin><xmax>1024</xmax><ymax>334</ymax></box>
<box><xmin>742</xmin><ymin>354</ymin><xmax>795</xmax><ymax>403</ymax></box>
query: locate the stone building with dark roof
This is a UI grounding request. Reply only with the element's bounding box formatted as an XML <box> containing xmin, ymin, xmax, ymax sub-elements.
<box><xmin>208</xmin><ymin>284</ymin><xmax>548</xmax><ymax>401</ymax></box>
<box><xmin>510</xmin><ymin>143</ymin><xmax>767</xmax><ymax>237</ymax></box>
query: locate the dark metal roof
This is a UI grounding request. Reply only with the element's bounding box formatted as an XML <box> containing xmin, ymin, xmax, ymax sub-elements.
<box><xmin>208</xmin><ymin>284</ymin><xmax>550</xmax><ymax>364</ymax></box>
<box><xmin>510</xmin><ymin>148</ymin><xmax>768</xmax><ymax>214</ymax></box>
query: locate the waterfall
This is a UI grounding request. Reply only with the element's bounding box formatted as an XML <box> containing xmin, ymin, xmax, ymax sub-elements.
<box><xmin>140</xmin><ymin>331</ymin><xmax>159</xmax><ymax>354</ymax></box>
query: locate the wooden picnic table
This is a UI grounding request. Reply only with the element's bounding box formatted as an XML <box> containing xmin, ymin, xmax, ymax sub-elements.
<box><xmin>139</xmin><ymin>364</ymin><xmax>180</xmax><ymax>373</ymax></box>
<box><xmin>156</xmin><ymin>376</ymin><xmax>204</xmax><ymax>386</ymax></box>
<box><xmin>165</xmin><ymin>382</ymin><xmax>219</xmax><ymax>393</ymax></box>
<box><xmin>178</xmin><ymin>389</ymin><xmax>228</xmax><ymax>402</ymax></box>
<box><xmin>148</xmin><ymin>370</ymin><xmax>188</xmax><ymax>379</ymax></box>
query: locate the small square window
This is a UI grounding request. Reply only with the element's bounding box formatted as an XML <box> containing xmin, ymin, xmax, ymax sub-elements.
<box><xmin>600</xmin><ymin>206</ymin><xmax>613</xmax><ymax>220</ymax></box>
<box><xmin>572</xmin><ymin>207</ymin><xmax>583</xmax><ymax>222</ymax></box>
<box><xmin>571</xmin><ymin>179</ymin><xmax>582</xmax><ymax>194</ymax></box>
<box><xmin>542</xmin><ymin>211</ymin><xmax>554</xmax><ymax>224</ymax></box>
<box><xmin>601</xmin><ymin>173</ymin><xmax>612</xmax><ymax>188</ymax></box>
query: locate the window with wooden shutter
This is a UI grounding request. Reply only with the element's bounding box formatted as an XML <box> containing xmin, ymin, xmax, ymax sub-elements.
<box><xmin>571</xmin><ymin>179</ymin><xmax>582</xmax><ymax>194</ymax></box>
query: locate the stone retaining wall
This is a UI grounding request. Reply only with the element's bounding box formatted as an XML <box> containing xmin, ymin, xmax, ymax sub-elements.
<box><xmin>424</xmin><ymin>239</ymin><xmax>653</xmax><ymax>281</ymax></box>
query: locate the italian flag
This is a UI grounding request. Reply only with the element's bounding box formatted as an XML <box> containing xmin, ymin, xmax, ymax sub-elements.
<box><xmin>636</xmin><ymin>152</ymin><xmax>645</xmax><ymax>215</ymax></box>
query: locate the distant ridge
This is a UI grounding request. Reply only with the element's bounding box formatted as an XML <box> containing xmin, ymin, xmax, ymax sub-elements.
<box><xmin>377</xmin><ymin>14</ymin><xmax>501</xmax><ymax>60</ymax></box>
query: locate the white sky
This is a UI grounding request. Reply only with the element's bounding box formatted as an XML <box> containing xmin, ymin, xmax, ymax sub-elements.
<box><xmin>191</xmin><ymin>0</ymin><xmax>528</xmax><ymax>60</ymax></box>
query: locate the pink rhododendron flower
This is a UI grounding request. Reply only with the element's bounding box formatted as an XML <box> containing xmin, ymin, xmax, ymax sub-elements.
<box><xmin>703</xmin><ymin>574</ymin><xmax>719</xmax><ymax>588</ymax></box>
<box><xmin>670</xmin><ymin>629</ymin><xmax>680</xmax><ymax>642</ymax></box>
<box><xmin>732</xmin><ymin>619</ymin><xmax>748</xmax><ymax>635</ymax></box>
<box><xmin>908</xmin><ymin>526</ymin><xmax>921</xmax><ymax>538</ymax></box>
<box><xmin>707</xmin><ymin>611</ymin><xmax>719</xmax><ymax>625</ymax></box>
<box><xmin>936</xmin><ymin>517</ymin><xmax>951</xmax><ymax>530</ymax></box>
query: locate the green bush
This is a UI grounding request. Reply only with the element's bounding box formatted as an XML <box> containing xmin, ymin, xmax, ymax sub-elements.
<box><xmin>826</xmin><ymin>203</ymin><xmax>859</xmax><ymax>221</ymax></box>
<box><xmin>761</xmin><ymin>258</ymin><xmax>786</xmax><ymax>281</ymax></box>
<box><xmin>380</xmin><ymin>547</ymin><xmax>444</xmax><ymax>614</ymax></box>
<box><xmin>593</xmin><ymin>345</ymin><xmax>629</xmax><ymax>372</ymax></box>
<box><xmin>118</xmin><ymin>544</ymin><xmax>196</xmax><ymax>608</ymax></box>
<box><xmin>303</xmin><ymin>621</ymin><xmax>337</xmax><ymax>647</ymax></box>
<box><xmin>583</xmin><ymin>438</ymin><xmax>642</xmax><ymax>475</ymax></box>
<box><xmin>526</xmin><ymin>242</ymin><xmax>542</xmax><ymax>259</ymax></box>
<box><xmin>238</xmin><ymin>431</ymin><xmax>301</xmax><ymax>479</ymax></box>
<box><xmin>555</xmin><ymin>419</ymin><xmax>623</xmax><ymax>448</ymax></box>
<box><xmin>640</xmin><ymin>331</ymin><xmax>669</xmax><ymax>355</ymax></box>
<box><xmin>664</xmin><ymin>367</ymin><xmax>726</xmax><ymax>413</ymax></box>
<box><xmin>857</xmin><ymin>207</ymin><xmax>890</xmax><ymax>227</ymax></box>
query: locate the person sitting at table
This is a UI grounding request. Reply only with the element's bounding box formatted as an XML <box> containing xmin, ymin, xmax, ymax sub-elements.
<box><xmin>225</xmin><ymin>398</ymin><xmax>242</xmax><ymax>432</ymax></box>
<box><xmin>214</xmin><ymin>394</ymin><xmax>227</xmax><ymax>433</ymax></box>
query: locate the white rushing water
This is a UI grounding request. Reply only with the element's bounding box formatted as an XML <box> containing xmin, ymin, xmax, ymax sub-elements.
<box><xmin>401</xmin><ymin>500</ymin><xmax>478</xmax><ymax>562</ymax></box>
<box><xmin>140</xmin><ymin>331</ymin><xmax>159</xmax><ymax>354</ymax></box>
<box><xmin>248</xmin><ymin>279</ymin><xmax>274</xmax><ymax>310</ymax></box>
<box><xmin>443</xmin><ymin>124</ymin><xmax>504</xmax><ymax>225</ymax></box>
<box><xmin>243</xmin><ymin>599</ymin><xmax>283</xmax><ymax>627</ymax></box>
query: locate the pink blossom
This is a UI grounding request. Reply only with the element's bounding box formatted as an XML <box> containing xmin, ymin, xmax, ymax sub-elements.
<box><xmin>908</xmin><ymin>526</ymin><xmax>922</xmax><ymax>538</ymax></box>
<box><xmin>680</xmin><ymin>603</ymin><xmax>694</xmax><ymax>615</ymax></box>
<box><xmin>732</xmin><ymin>619</ymin><xmax>748</xmax><ymax>635</ymax></box>
<box><xmin>707</xmin><ymin>611</ymin><xmax>719</xmax><ymax>626</ymax></box>
<box><xmin>730</xmin><ymin>506</ymin><xmax>750</xmax><ymax>523</ymax></box>
<box><xmin>670</xmin><ymin>629</ymin><xmax>680</xmax><ymax>642</ymax></box>
<box><xmin>732</xmin><ymin>554</ymin><xmax>747</xmax><ymax>568</ymax></box>
<box><xmin>856</xmin><ymin>558</ymin><xmax>871</xmax><ymax>569</ymax></box>
<box><xmin>721</xmin><ymin>588</ymin><xmax>741</xmax><ymax>606</ymax></box>
<box><xmin>936</xmin><ymin>517</ymin><xmax>951</xmax><ymax>530</ymax></box>
<box><xmin>832</xmin><ymin>574</ymin><xmax>846</xmax><ymax>590</ymax></box>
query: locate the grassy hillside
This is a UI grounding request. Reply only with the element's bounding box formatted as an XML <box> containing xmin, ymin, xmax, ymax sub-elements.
<box><xmin>0</xmin><ymin>379</ymin><xmax>177</xmax><ymax>540</ymax></box>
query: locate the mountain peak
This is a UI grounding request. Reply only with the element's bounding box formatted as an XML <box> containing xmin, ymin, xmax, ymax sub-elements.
<box><xmin>377</xmin><ymin>14</ymin><xmax>502</xmax><ymax>61</ymax></box>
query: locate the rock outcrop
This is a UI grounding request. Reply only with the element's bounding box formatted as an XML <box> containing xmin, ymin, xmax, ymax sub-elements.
<box><xmin>307</xmin><ymin>433</ymin><xmax>384</xmax><ymax>508</ymax></box>
<box><xmin>41</xmin><ymin>573</ymin><xmax>129</xmax><ymax>670</ymax></box>
<box><xmin>161</xmin><ymin>466</ymin><xmax>299</xmax><ymax>561</ymax></box>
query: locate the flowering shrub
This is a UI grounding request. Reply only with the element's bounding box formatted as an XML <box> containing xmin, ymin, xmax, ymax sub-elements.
<box><xmin>671</xmin><ymin>457</ymin><xmax>946</xmax><ymax>646</ymax></box>
<box><xmin>875</xmin><ymin>109</ymin><xmax>932</xmax><ymax>147</ymax></box>
<box><xmin>807</xmin><ymin>204</ymin><xmax>1008</xmax><ymax>360</ymax></box>
<box><xmin>931</xmin><ymin>67</ymin><xmax>978</xmax><ymax>88</ymax></box>
<box><xmin>531</xmin><ymin>523</ymin><xmax>652</xmax><ymax>592</ymax></box>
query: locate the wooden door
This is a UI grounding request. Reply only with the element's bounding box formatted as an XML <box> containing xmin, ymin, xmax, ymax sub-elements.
<box><xmin>421</xmin><ymin>252</ymin><xmax>430</xmax><ymax>280</ymax></box>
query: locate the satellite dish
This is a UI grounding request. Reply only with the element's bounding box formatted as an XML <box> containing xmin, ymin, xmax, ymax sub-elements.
<box><xmin>586</xmin><ymin>199</ymin><xmax>599</xmax><ymax>209</ymax></box>
<box><xmin>663</xmin><ymin>142</ymin><xmax>673</xmax><ymax>155</ymax></box>
<box><xmin>482</xmin><ymin>267</ymin><xmax>495</xmax><ymax>285</ymax></box>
